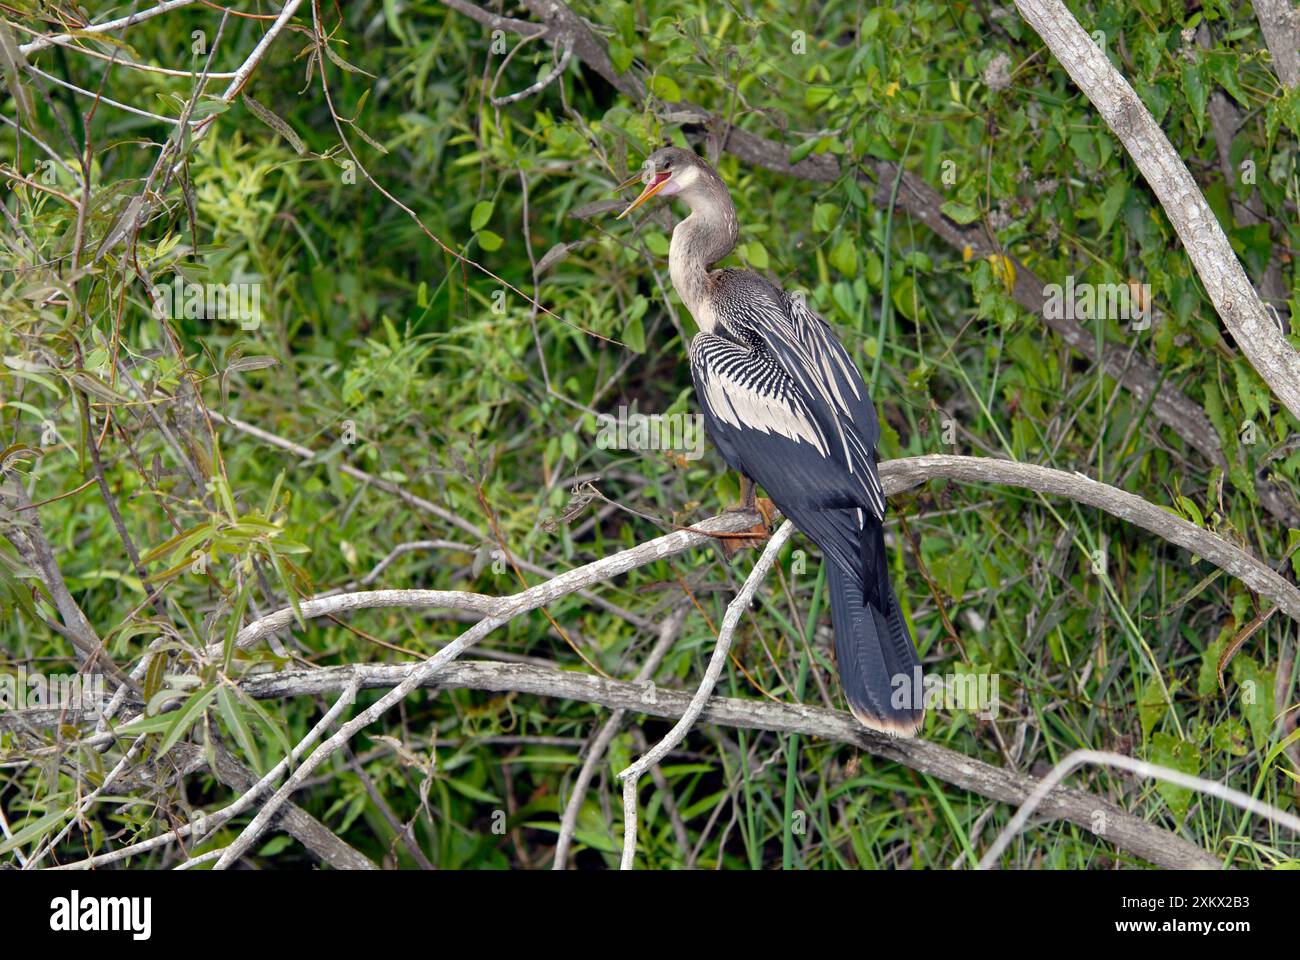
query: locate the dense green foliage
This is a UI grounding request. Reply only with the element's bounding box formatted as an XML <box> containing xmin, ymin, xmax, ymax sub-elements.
<box><xmin>1</xmin><ymin>0</ymin><xmax>1298</xmax><ymax>869</ymax></box>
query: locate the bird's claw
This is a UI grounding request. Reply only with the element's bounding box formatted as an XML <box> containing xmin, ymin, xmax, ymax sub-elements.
<box><xmin>718</xmin><ymin>497</ymin><xmax>776</xmax><ymax>558</ymax></box>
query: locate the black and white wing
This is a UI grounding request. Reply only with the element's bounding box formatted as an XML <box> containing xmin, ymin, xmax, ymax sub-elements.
<box><xmin>689</xmin><ymin>334</ymin><xmax>868</xmax><ymax>578</ymax></box>
<box><xmin>700</xmin><ymin>273</ymin><xmax>886</xmax><ymax>520</ymax></box>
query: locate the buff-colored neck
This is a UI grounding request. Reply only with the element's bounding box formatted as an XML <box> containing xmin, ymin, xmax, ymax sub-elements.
<box><xmin>667</xmin><ymin>173</ymin><xmax>737</xmax><ymax>334</ymax></box>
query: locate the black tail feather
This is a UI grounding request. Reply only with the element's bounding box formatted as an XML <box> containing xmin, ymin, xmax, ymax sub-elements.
<box><xmin>827</xmin><ymin>517</ymin><xmax>923</xmax><ymax>736</ymax></box>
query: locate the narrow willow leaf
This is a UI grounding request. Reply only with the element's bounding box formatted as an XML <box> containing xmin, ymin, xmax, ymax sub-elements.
<box><xmin>0</xmin><ymin>809</ymin><xmax>69</xmax><ymax>856</ymax></box>
<box><xmin>241</xmin><ymin>93</ymin><xmax>306</xmax><ymax>155</ymax></box>
<box><xmin>323</xmin><ymin>41</ymin><xmax>376</xmax><ymax>77</ymax></box>
<box><xmin>218</xmin><ymin>687</ymin><xmax>263</xmax><ymax>775</ymax></box>
<box><xmin>159</xmin><ymin>685</ymin><xmax>218</xmax><ymax>755</ymax></box>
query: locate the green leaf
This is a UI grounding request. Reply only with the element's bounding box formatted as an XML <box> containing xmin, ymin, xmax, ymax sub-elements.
<box><xmin>266</xmin><ymin>548</ymin><xmax>306</xmax><ymax>629</ymax></box>
<box><xmin>1206</xmin><ymin>51</ymin><xmax>1247</xmax><ymax>107</ymax></box>
<box><xmin>322</xmin><ymin>40</ymin><xmax>376</xmax><ymax>78</ymax></box>
<box><xmin>141</xmin><ymin>522</ymin><xmax>214</xmax><ymax>565</ymax></box>
<box><xmin>223</xmin><ymin>584</ymin><xmax>250</xmax><ymax>672</ymax></box>
<box><xmin>805</xmin><ymin>85</ymin><xmax>835</xmax><ymax>108</ymax></box>
<box><xmin>217</xmin><ymin>686</ymin><xmax>263</xmax><ymax>774</ymax></box>
<box><xmin>241</xmin><ymin>94</ymin><xmax>306</xmax><ymax>155</ymax></box>
<box><xmin>1150</xmin><ymin>732</ymin><xmax>1201</xmax><ymax>821</ymax></box>
<box><xmin>788</xmin><ymin>138</ymin><xmax>818</xmax><ymax>164</ymax></box>
<box><xmin>1138</xmin><ymin>675</ymin><xmax>1167</xmax><ymax>741</ymax></box>
<box><xmin>743</xmin><ymin>241</ymin><xmax>769</xmax><ymax>270</ymax></box>
<box><xmin>1211</xmin><ymin>718</ymin><xmax>1251</xmax><ymax>757</ymax></box>
<box><xmin>1231</xmin><ymin>657</ymin><xmax>1276</xmax><ymax>751</ymax></box>
<box><xmin>159</xmin><ymin>684</ymin><xmax>218</xmax><ymax>755</ymax></box>
<box><xmin>0</xmin><ymin>809</ymin><xmax>70</xmax><ymax>855</ymax></box>
<box><xmin>812</xmin><ymin>203</ymin><xmax>839</xmax><ymax>233</ymax></box>
<box><xmin>644</xmin><ymin>232</ymin><xmax>670</xmax><ymax>257</ymax></box>
<box><xmin>608</xmin><ymin>41</ymin><xmax>633</xmax><ymax>74</ymax></box>
<box><xmin>891</xmin><ymin>274</ymin><xmax>919</xmax><ymax>320</ymax></box>
<box><xmin>650</xmin><ymin>75</ymin><xmax>681</xmax><ymax>101</ymax></box>
<box><xmin>622</xmin><ymin>313</ymin><xmax>646</xmax><ymax>353</ymax></box>
<box><xmin>940</xmin><ymin>200</ymin><xmax>981</xmax><ymax>225</ymax></box>
<box><xmin>829</xmin><ymin>237</ymin><xmax>858</xmax><ymax>277</ymax></box>
<box><xmin>258</xmin><ymin>835</ymin><xmax>294</xmax><ymax>857</ymax></box>
<box><xmin>1176</xmin><ymin>495</ymin><xmax>1204</xmax><ymax>527</ymax></box>
<box><xmin>1180</xmin><ymin>62</ymin><xmax>1207</xmax><ymax>134</ymax></box>
<box><xmin>1098</xmin><ymin>181</ymin><xmax>1127</xmax><ymax>236</ymax></box>
<box><xmin>445</xmin><ymin>777</ymin><xmax>502</xmax><ymax>804</ymax></box>
<box><xmin>470</xmin><ymin>200</ymin><xmax>494</xmax><ymax>232</ymax></box>
<box><xmin>240</xmin><ymin>692</ymin><xmax>294</xmax><ymax>761</ymax></box>
<box><xmin>477</xmin><ymin>229</ymin><xmax>503</xmax><ymax>252</ymax></box>
<box><xmin>928</xmin><ymin>548</ymin><xmax>971</xmax><ymax>599</ymax></box>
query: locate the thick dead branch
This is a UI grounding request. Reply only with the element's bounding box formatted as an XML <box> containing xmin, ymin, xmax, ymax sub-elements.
<box><xmin>881</xmin><ymin>456</ymin><xmax>1300</xmax><ymax>622</ymax></box>
<box><xmin>210</xmin><ymin>510</ymin><xmax>760</xmax><ymax>659</ymax></box>
<box><xmin>212</xmin><ymin>456</ymin><xmax>1300</xmax><ymax>658</ymax></box>
<box><xmin>179</xmin><ymin>741</ymin><xmax>379</xmax><ymax>871</ymax></box>
<box><xmin>235</xmin><ymin>660</ymin><xmax>1223</xmax><ymax>870</ymax></box>
<box><xmin>1014</xmin><ymin>0</ymin><xmax>1300</xmax><ymax>423</ymax></box>
<box><xmin>1254</xmin><ymin>0</ymin><xmax>1300</xmax><ymax>90</ymax></box>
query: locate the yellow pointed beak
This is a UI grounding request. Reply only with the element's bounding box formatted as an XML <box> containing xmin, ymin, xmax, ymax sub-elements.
<box><xmin>617</xmin><ymin>171</ymin><xmax>672</xmax><ymax>219</ymax></box>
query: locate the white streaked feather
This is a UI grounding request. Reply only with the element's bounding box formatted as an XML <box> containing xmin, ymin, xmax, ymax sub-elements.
<box><xmin>689</xmin><ymin>280</ymin><xmax>887</xmax><ymax>521</ymax></box>
<box><xmin>744</xmin><ymin>296</ymin><xmax>867</xmax><ymax>481</ymax></box>
<box><xmin>700</xmin><ymin>362</ymin><xmax>829</xmax><ymax>456</ymax></box>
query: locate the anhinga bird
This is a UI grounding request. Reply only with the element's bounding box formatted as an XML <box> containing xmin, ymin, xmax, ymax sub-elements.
<box><xmin>618</xmin><ymin>147</ymin><xmax>923</xmax><ymax>737</ymax></box>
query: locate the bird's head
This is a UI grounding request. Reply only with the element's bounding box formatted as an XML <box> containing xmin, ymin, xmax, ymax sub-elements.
<box><xmin>616</xmin><ymin>147</ymin><xmax>720</xmax><ymax>219</ymax></box>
